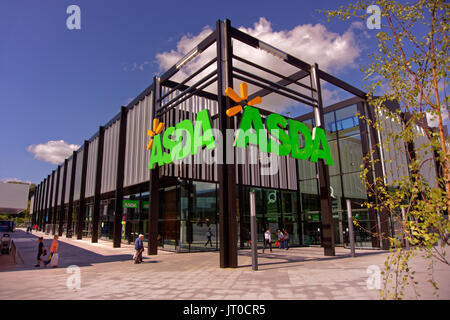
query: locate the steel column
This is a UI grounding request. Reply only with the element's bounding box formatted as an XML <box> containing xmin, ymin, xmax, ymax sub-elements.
<box><xmin>76</xmin><ymin>141</ymin><xmax>89</xmax><ymax>240</ymax></box>
<box><xmin>67</xmin><ymin>151</ymin><xmax>77</xmax><ymax>238</ymax></box>
<box><xmin>38</xmin><ymin>180</ymin><xmax>45</xmax><ymax>230</ymax></box>
<box><xmin>113</xmin><ymin>107</ymin><xmax>128</xmax><ymax>248</ymax></box>
<box><xmin>47</xmin><ymin>171</ymin><xmax>55</xmax><ymax>234</ymax></box>
<box><xmin>148</xmin><ymin>78</ymin><xmax>159</xmax><ymax>255</ymax></box>
<box><xmin>32</xmin><ymin>184</ymin><xmax>39</xmax><ymax>227</ymax></box>
<box><xmin>92</xmin><ymin>126</ymin><xmax>105</xmax><ymax>243</ymax></box>
<box><xmin>217</xmin><ymin>19</ymin><xmax>238</xmax><ymax>268</ymax></box>
<box><xmin>58</xmin><ymin>159</ymin><xmax>68</xmax><ymax>236</ymax></box>
<box><xmin>311</xmin><ymin>63</ymin><xmax>335</xmax><ymax>256</ymax></box>
<box><xmin>52</xmin><ymin>166</ymin><xmax>61</xmax><ymax>235</ymax></box>
<box><xmin>43</xmin><ymin>175</ymin><xmax>50</xmax><ymax>232</ymax></box>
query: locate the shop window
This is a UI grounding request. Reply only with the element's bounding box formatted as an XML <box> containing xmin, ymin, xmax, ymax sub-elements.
<box><xmin>339</xmin><ymin>134</ymin><xmax>363</xmax><ymax>174</ymax></box>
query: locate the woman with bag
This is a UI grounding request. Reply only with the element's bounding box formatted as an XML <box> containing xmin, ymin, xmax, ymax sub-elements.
<box><xmin>283</xmin><ymin>228</ymin><xmax>289</xmax><ymax>250</ymax></box>
<box><xmin>277</xmin><ymin>229</ymin><xmax>285</xmax><ymax>249</ymax></box>
<box><xmin>45</xmin><ymin>235</ymin><xmax>59</xmax><ymax>267</ymax></box>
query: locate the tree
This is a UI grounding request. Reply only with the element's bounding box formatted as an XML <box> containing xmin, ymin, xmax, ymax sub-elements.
<box><xmin>324</xmin><ymin>0</ymin><xmax>449</xmax><ymax>299</ymax></box>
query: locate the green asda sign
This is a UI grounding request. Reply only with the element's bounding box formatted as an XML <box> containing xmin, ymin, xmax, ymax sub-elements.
<box><xmin>122</xmin><ymin>199</ymin><xmax>139</xmax><ymax>209</ymax></box>
<box><xmin>122</xmin><ymin>200</ymin><xmax>149</xmax><ymax>210</ymax></box>
<box><xmin>149</xmin><ymin>109</ymin><xmax>215</xmax><ymax>169</ymax></box>
<box><xmin>149</xmin><ymin>106</ymin><xmax>333</xmax><ymax>169</ymax></box>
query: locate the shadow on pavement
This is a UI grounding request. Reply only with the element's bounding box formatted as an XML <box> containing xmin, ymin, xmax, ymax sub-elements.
<box><xmin>0</xmin><ymin>230</ymin><xmax>136</xmax><ymax>272</ymax></box>
<box><xmin>237</xmin><ymin>248</ymin><xmax>388</xmax><ymax>270</ymax></box>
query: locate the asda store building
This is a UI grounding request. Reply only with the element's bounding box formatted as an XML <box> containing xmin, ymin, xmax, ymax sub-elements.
<box><xmin>31</xmin><ymin>20</ymin><xmax>440</xmax><ymax>268</ymax></box>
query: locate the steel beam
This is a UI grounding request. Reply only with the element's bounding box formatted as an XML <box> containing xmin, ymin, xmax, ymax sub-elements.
<box><xmin>113</xmin><ymin>107</ymin><xmax>128</xmax><ymax>248</ymax></box>
<box><xmin>76</xmin><ymin>141</ymin><xmax>89</xmax><ymax>240</ymax></box>
<box><xmin>217</xmin><ymin>19</ymin><xmax>238</xmax><ymax>268</ymax></box>
<box><xmin>92</xmin><ymin>126</ymin><xmax>105</xmax><ymax>243</ymax></box>
<box><xmin>58</xmin><ymin>159</ymin><xmax>68</xmax><ymax>236</ymax></box>
<box><xmin>52</xmin><ymin>166</ymin><xmax>61</xmax><ymax>235</ymax></box>
<box><xmin>67</xmin><ymin>151</ymin><xmax>77</xmax><ymax>238</ymax></box>
<box><xmin>311</xmin><ymin>63</ymin><xmax>335</xmax><ymax>256</ymax></box>
<box><xmin>148</xmin><ymin>78</ymin><xmax>160</xmax><ymax>255</ymax></box>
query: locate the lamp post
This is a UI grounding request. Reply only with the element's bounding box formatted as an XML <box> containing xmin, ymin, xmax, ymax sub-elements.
<box><xmin>346</xmin><ymin>199</ymin><xmax>356</xmax><ymax>257</ymax></box>
<box><xmin>250</xmin><ymin>190</ymin><xmax>258</xmax><ymax>270</ymax></box>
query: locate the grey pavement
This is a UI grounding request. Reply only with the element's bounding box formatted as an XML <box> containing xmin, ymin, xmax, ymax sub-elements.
<box><xmin>0</xmin><ymin>229</ymin><xmax>449</xmax><ymax>300</ymax></box>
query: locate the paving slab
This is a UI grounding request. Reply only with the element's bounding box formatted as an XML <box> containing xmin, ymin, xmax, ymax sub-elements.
<box><xmin>0</xmin><ymin>229</ymin><xmax>449</xmax><ymax>300</ymax></box>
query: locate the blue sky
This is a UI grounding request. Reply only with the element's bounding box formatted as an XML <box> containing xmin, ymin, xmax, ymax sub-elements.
<box><xmin>0</xmin><ymin>0</ymin><xmax>402</xmax><ymax>184</ymax></box>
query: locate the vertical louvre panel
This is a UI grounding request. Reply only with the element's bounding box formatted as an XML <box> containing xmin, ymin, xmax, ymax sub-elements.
<box><xmin>85</xmin><ymin>137</ymin><xmax>98</xmax><ymax>198</ymax></box>
<box><xmin>377</xmin><ymin>110</ymin><xmax>409</xmax><ymax>187</ymax></box>
<box><xmin>52</xmin><ymin>171</ymin><xmax>58</xmax><ymax>207</ymax></box>
<box><xmin>64</xmin><ymin>159</ymin><xmax>73</xmax><ymax>204</ymax></box>
<box><xmin>73</xmin><ymin>149</ymin><xmax>84</xmax><ymax>201</ymax></box>
<box><xmin>58</xmin><ymin>165</ymin><xmax>65</xmax><ymax>204</ymax></box>
<box><xmin>101</xmin><ymin>119</ymin><xmax>120</xmax><ymax>193</ymax></box>
<box><xmin>124</xmin><ymin>92</ymin><xmax>153</xmax><ymax>188</ymax></box>
<box><xmin>47</xmin><ymin>176</ymin><xmax>53</xmax><ymax>208</ymax></box>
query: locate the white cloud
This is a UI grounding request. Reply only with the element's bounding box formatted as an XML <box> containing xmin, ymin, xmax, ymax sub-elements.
<box><xmin>322</xmin><ymin>87</ymin><xmax>343</xmax><ymax>106</ymax></box>
<box><xmin>27</xmin><ymin>140</ymin><xmax>80</xmax><ymax>165</ymax></box>
<box><xmin>123</xmin><ymin>61</ymin><xmax>152</xmax><ymax>72</ymax></box>
<box><xmin>426</xmin><ymin>108</ymin><xmax>449</xmax><ymax>128</ymax></box>
<box><xmin>1</xmin><ymin>178</ymin><xmax>31</xmax><ymax>184</ymax></box>
<box><xmin>155</xmin><ymin>18</ymin><xmax>361</xmax><ymax>114</ymax></box>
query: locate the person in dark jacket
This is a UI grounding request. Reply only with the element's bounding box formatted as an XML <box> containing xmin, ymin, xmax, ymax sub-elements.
<box><xmin>134</xmin><ymin>234</ymin><xmax>144</xmax><ymax>264</ymax></box>
<box><xmin>35</xmin><ymin>237</ymin><xmax>46</xmax><ymax>267</ymax></box>
<box><xmin>204</xmin><ymin>228</ymin><xmax>214</xmax><ymax>247</ymax></box>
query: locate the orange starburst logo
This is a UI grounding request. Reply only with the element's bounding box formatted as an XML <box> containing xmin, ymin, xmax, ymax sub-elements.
<box><xmin>146</xmin><ymin>118</ymin><xmax>165</xmax><ymax>150</ymax></box>
<box><xmin>225</xmin><ymin>82</ymin><xmax>262</xmax><ymax>117</ymax></box>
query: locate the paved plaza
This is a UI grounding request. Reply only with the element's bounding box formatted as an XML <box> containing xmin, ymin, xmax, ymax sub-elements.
<box><xmin>0</xmin><ymin>229</ymin><xmax>449</xmax><ymax>300</ymax></box>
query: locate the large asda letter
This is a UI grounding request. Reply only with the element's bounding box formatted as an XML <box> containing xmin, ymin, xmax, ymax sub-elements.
<box><xmin>235</xmin><ymin>106</ymin><xmax>268</xmax><ymax>153</ymax></box>
<box><xmin>192</xmin><ymin>109</ymin><xmax>215</xmax><ymax>156</ymax></box>
<box><xmin>289</xmin><ymin>119</ymin><xmax>313</xmax><ymax>160</ymax></box>
<box><xmin>149</xmin><ymin>134</ymin><xmax>164</xmax><ymax>169</ymax></box>
<box><xmin>310</xmin><ymin>127</ymin><xmax>334</xmax><ymax>166</ymax></box>
<box><xmin>266</xmin><ymin>113</ymin><xmax>291</xmax><ymax>156</ymax></box>
<box><xmin>174</xmin><ymin>119</ymin><xmax>194</xmax><ymax>161</ymax></box>
<box><xmin>163</xmin><ymin>126</ymin><xmax>177</xmax><ymax>164</ymax></box>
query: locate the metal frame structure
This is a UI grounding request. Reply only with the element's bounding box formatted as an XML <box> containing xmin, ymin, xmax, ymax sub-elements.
<box><xmin>32</xmin><ymin>19</ymin><xmax>409</xmax><ymax>269</ymax></box>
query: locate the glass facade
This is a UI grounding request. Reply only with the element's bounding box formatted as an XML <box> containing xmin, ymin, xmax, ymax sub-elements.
<box><xmin>238</xmin><ymin>187</ymin><xmax>300</xmax><ymax>247</ymax></box>
<box><xmin>123</xmin><ymin>192</ymin><xmax>149</xmax><ymax>245</ymax></box>
<box><xmin>40</xmin><ymin>102</ymin><xmax>377</xmax><ymax>251</ymax></box>
<box><xmin>324</xmin><ymin>104</ymin><xmax>372</xmax><ymax>247</ymax></box>
<box><xmin>100</xmin><ymin>199</ymin><xmax>115</xmax><ymax>240</ymax></box>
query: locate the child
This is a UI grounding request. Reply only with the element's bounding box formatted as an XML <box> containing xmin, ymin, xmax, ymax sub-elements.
<box><xmin>35</xmin><ymin>237</ymin><xmax>46</xmax><ymax>267</ymax></box>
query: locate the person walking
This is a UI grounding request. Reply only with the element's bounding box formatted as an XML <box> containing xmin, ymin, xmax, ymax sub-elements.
<box><xmin>134</xmin><ymin>234</ymin><xmax>144</xmax><ymax>264</ymax></box>
<box><xmin>204</xmin><ymin>228</ymin><xmax>214</xmax><ymax>247</ymax></box>
<box><xmin>283</xmin><ymin>228</ymin><xmax>289</xmax><ymax>250</ymax></box>
<box><xmin>262</xmin><ymin>228</ymin><xmax>272</xmax><ymax>253</ymax></box>
<box><xmin>35</xmin><ymin>237</ymin><xmax>46</xmax><ymax>267</ymax></box>
<box><xmin>277</xmin><ymin>229</ymin><xmax>285</xmax><ymax>249</ymax></box>
<box><xmin>45</xmin><ymin>235</ymin><xmax>59</xmax><ymax>267</ymax></box>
